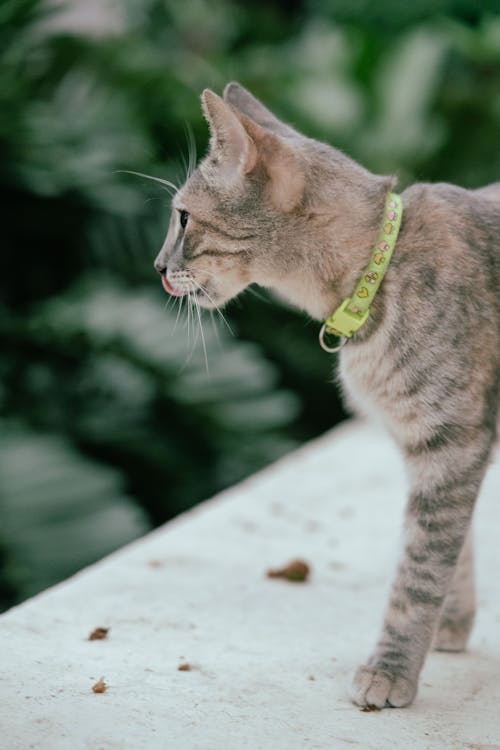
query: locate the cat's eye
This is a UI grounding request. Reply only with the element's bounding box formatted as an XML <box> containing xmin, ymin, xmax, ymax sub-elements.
<box><xmin>179</xmin><ymin>210</ymin><xmax>189</xmax><ymax>229</ymax></box>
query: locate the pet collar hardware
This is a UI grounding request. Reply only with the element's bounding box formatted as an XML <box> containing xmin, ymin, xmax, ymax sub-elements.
<box><xmin>319</xmin><ymin>192</ymin><xmax>403</xmax><ymax>353</ymax></box>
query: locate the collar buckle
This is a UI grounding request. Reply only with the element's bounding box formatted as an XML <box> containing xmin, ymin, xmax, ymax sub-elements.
<box><xmin>324</xmin><ymin>298</ymin><xmax>370</xmax><ymax>339</ymax></box>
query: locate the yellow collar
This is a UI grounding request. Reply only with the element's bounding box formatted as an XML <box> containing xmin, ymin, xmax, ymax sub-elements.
<box><xmin>319</xmin><ymin>192</ymin><xmax>402</xmax><ymax>353</ymax></box>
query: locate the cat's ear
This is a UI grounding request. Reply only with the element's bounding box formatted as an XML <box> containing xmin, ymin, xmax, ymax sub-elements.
<box><xmin>201</xmin><ymin>89</ymin><xmax>257</xmax><ymax>174</ymax></box>
<box><xmin>236</xmin><ymin>112</ymin><xmax>305</xmax><ymax>212</ymax></box>
<box><xmin>201</xmin><ymin>88</ymin><xmax>304</xmax><ymax>212</ymax></box>
<box><xmin>223</xmin><ymin>82</ymin><xmax>298</xmax><ymax>139</ymax></box>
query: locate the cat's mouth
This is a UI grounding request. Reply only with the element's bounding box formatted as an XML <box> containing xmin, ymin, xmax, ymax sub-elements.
<box><xmin>161</xmin><ymin>275</ymin><xmax>186</xmax><ymax>297</ymax></box>
<box><xmin>160</xmin><ymin>273</ymin><xmax>219</xmax><ymax>307</ymax></box>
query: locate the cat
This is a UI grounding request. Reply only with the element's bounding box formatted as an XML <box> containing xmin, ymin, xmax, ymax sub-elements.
<box><xmin>154</xmin><ymin>82</ymin><xmax>500</xmax><ymax>709</ymax></box>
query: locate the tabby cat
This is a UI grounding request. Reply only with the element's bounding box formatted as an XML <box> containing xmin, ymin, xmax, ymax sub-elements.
<box><xmin>154</xmin><ymin>83</ymin><xmax>500</xmax><ymax>709</ymax></box>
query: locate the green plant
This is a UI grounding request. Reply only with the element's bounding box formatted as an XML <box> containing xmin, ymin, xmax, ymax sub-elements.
<box><xmin>0</xmin><ymin>275</ymin><xmax>300</xmax><ymax>607</ymax></box>
<box><xmin>0</xmin><ymin>422</ymin><xmax>149</xmax><ymax>606</ymax></box>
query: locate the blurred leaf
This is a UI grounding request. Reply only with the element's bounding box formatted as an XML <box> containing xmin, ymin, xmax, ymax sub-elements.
<box><xmin>15</xmin><ymin>68</ymin><xmax>151</xmax><ymax>209</ymax></box>
<box><xmin>0</xmin><ymin>275</ymin><xmax>301</xmax><ymax>544</ymax></box>
<box><xmin>0</xmin><ymin>422</ymin><xmax>149</xmax><ymax>604</ymax></box>
<box><xmin>358</xmin><ymin>26</ymin><xmax>449</xmax><ymax>172</ymax></box>
<box><xmin>308</xmin><ymin>0</ymin><xmax>500</xmax><ymax>30</ymax></box>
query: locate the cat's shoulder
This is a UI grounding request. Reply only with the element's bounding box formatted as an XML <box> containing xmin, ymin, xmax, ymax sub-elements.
<box><xmin>401</xmin><ymin>180</ymin><xmax>500</xmax><ymax>219</ymax></box>
<box><xmin>397</xmin><ymin>180</ymin><xmax>500</xmax><ymax>255</ymax></box>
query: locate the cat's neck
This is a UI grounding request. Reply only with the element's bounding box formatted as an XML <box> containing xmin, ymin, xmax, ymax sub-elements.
<box><xmin>266</xmin><ymin>175</ymin><xmax>392</xmax><ymax>321</ymax></box>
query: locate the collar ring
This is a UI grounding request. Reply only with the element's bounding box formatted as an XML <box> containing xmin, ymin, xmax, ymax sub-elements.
<box><xmin>319</xmin><ymin>324</ymin><xmax>347</xmax><ymax>353</ymax></box>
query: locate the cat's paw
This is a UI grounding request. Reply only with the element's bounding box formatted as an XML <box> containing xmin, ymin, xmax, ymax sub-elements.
<box><xmin>350</xmin><ymin>665</ymin><xmax>417</xmax><ymax>709</ymax></box>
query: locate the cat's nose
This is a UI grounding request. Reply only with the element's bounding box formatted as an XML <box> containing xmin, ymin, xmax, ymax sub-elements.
<box><xmin>154</xmin><ymin>257</ymin><xmax>166</xmax><ymax>274</ymax></box>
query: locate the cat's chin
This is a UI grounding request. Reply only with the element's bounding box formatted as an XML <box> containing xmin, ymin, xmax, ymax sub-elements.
<box><xmin>195</xmin><ymin>282</ymin><xmax>247</xmax><ymax>310</ymax></box>
<box><xmin>195</xmin><ymin>288</ymin><xmax>229</xmax><ymax>310</ymax></box>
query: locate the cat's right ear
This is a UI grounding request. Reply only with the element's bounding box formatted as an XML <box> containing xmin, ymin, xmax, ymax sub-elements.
<box><xmin>223</xmin><ymin>82</ymin><xmax>298</xmax><ymax>139</ymax></box>
<box><xmin>201</xmin><ymin>89</ymin><xmax>257</xmax><ymax>176</ymax></box>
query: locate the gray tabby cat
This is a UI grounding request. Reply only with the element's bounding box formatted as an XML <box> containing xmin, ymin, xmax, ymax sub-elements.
<box><xmin>154</xmin><ymin>83</ymin><xmax>500</xmax><ymax>709</ymax></box>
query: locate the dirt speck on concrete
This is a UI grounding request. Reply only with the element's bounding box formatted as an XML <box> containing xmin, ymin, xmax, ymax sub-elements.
<box><xmin>361</xmin><ymin>704</ymin><xmax>380</xmax><ymax>712</ymax></box>
<box><xmin>177</xmin><ymin>663</ymin><xmax>193</xmax><ymax>672</ymax></box>
<box><xmin>267</xmin><ymin>559</ymin><xmax>310</xmax><ymax>583</ymax></box>
<box><xmin>88</xmin><ymin>627</ymin><xmax>109</xmax><ymax>641</ymax></box>
<box><xmin>92</xmin><ymin>677</ymin><xmax>108</xmax><ymax>693</ymax></box>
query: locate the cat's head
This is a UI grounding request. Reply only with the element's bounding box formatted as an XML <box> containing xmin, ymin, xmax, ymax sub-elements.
<box><xmin>154</xmin><ymin>83</ymin><xmax>389</xmax><ymax>319</ymax></box>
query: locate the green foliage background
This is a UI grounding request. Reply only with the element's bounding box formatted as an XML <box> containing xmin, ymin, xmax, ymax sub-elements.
<box><xmin>1</xmin><ymin>0</ymin><xmax>499</xmax><ymax>609</ymax></box>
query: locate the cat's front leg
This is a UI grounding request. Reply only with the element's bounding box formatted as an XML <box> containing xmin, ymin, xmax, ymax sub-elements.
<box><xmin>350</xmin><ymin>440</ymin><xmax>491</xmax><ymax>709</ymax></box>
<box><xmin>434</xmin><ymin>528</ymin><xmax>475</xmax><ymax>652</ymax></box>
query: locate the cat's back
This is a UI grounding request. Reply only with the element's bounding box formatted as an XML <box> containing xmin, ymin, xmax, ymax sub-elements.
<box><xmin>396</xmin><ymin>180</ymin><xmax>500</xmax><ymax>323</ymax></box>
<box><xmin>401</xmin><ymin>179</ymin><xmax>500</xmax><ymax>245</ymax></box>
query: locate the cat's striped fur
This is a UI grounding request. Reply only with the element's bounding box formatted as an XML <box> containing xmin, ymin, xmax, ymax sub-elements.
<box><xmin>154</xmin><ymin>83</ymin><xmax>500</xmax><ymax>708</ymax></box>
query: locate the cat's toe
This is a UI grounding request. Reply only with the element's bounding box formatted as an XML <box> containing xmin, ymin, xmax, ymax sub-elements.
<box><xmin>350</xmin><ymin>665</ymin><xmax>417</xmax><ymax>709</ymax></box>
<box><xmin>350</xmin><ymin>666</ymin><xmax>392</xmax><ymax>709</ymax></box>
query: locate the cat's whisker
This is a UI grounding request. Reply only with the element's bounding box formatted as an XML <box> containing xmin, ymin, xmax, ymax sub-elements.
<box><xmin>163</xmin><ymin>294</ymin><xmax>176</xmax><ymax>314</ymax></box>
<box><xmin>173</xmin><ymin>294</ymin><xmax>185</xmax><ymax>332</ymax></box>
<box><xmin>117</xmin><ymin>170</ymin><xmax>179</xmax><ymax>196</ymax></box>
<box><xmin>192</xmin><ymin>292</ymin><xmax>210</xmax><ymax>374</ymax></box>
<box><xmin>187</xmin><ymin>291</ymin><xmax>193</xmax><ymax>345</ymax></box>
<box><xmin>209</xmin><ymin>310</ymin><xmax>222</xmax><ymax>347</ymax></box>
<box><xmin>179</xmin><ymin>149</ymin><xmax>189</xmax><ymax>185</ymax></box>
<box><xmin>191</xmin><ymin>279</ymin><xmax>234</xmax><ymax>337</ymax></box>
<box><xmin>183</xmin><ymin>292</ymin><xmax>198</xmax><ymax>368</ymax></box>
<box><xmin>245</xmin><ymin>285</ymin><xmax>270</xmax><ymax>303</ymax></box>
<box><xmin>185</xmin><ymin>123</ymin><xmax>197</xmax><ymax>179</ymax></box>
<box><xmin>189</xmin><ymin>292</ymin><xmax>202</xmax><ymax>347</ymax></box>
<box><xmin>182</xmin><ymin>290</ymin><xmax>190</xmax><ymax>341</ymax></box>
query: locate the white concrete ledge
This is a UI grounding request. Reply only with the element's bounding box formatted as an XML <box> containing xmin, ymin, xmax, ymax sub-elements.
<box><xmin>1</xmin><ymin>420</ymin><xmax>500</xmax><ymax>749</ymax></box>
